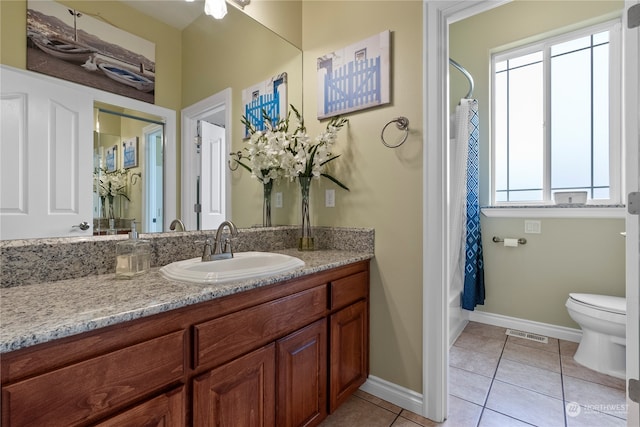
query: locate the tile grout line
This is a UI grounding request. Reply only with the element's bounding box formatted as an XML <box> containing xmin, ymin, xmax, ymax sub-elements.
<box><xmin>558</xmin><ymin>340</ymin><xmax>569</xmax><ymax>427</ymax></box>
<box><xmin>351</xmin><ymin>393</ymin><xmax>408</xmax><ymax>427</ymax></box>
<box><xmin>474</xmin><ymin>334</ymin><xmax>508</xmax><ymax>427</ymax></box>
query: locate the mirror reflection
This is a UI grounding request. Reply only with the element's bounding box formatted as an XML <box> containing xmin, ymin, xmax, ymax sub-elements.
<box><xmin>1</xmin><ymin>1</ymin><xmax>302</xmax><ymax>240</ymax></box>
<box><xmin>93</xmin><ymin>104</ymin><xmax>164</xmax><ymax>235</ymax></box>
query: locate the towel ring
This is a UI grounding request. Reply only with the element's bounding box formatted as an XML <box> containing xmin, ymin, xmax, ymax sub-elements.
<box><xmin>381</xmin><ymin>116</ymin><xmax>409</xmax><ymax>148</ymax></box>
<box><xmin>228</xmin><ymin>151</ymin><xmax>243</xmax><ymax>171</ymax></box>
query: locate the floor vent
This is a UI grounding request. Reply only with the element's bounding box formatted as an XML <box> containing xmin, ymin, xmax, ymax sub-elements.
<box><xmin>506</xmin><ymin>329</ymin><xmax>549</xmax><ymax>344</ymax></box>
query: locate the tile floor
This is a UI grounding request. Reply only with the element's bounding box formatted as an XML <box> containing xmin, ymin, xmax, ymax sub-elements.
<box><xmin>320</xmin><ymin>321</ymin><xmax>627</xmax><ymax>427</ymax></box>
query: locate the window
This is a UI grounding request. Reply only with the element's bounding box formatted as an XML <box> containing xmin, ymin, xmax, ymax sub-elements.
<box><xmin>492</xmin><ymin>22</ymin><xmax>621</xmax><ymax>205</ymax></box>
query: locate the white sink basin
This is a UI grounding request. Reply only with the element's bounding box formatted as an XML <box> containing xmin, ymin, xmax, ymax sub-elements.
<box><xmin>159</xmin><ymin>251</ymin><xmax>305</xmax><ymax>284</ymax></box>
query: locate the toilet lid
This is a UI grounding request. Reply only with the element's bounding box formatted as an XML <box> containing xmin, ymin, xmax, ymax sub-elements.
<box><xmin>569</xmin><ymin>293</ymin><xmax>626</xmax><ymax>314</ymax></box>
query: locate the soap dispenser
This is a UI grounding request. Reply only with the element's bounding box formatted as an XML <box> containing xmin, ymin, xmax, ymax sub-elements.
<box><xmin>115</xmin><ymin>221</ymin><xmax>150</xmax><ymax>279</ymax></box>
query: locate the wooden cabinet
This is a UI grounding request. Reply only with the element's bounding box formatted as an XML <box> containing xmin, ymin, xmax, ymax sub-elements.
<box><xmin>1</xmin><ymin>260</ymin><xmax>369</xmax><ymax>426</ymax></box>
<box><xmin>328</xmin><ymin>270</ymin><xmax>370</xmax><ymax>412</ymax></box>
<box><xmin>193</xmin><ymin>344</ymin><xmax>276</xmax><ymax>427</ymax></box>
<box><xmin>277</xmin><ymin>318</ymin><xmax>328</xmax><ymax>427</ymax></box>
<box><xmin>329</xmin><ymin>300</ymin><xmax>368</xmax><ymax>412</ymax></box>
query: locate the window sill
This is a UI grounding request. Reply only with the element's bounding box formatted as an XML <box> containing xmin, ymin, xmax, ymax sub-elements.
<box><xmin>481</xmin><ymin>205</ymin><xmax>626</xmax><ymax>219</ymax></box>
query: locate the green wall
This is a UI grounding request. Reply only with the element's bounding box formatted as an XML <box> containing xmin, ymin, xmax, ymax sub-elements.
<box><xmin>302</xmin><ymin>1</ymin><xmax>424</xmax><ymax>393</ymax></box>
<box><xmin>450</xmin><ymin>0</ymin><xmax>625</xmax><ymax>329</ymax></box>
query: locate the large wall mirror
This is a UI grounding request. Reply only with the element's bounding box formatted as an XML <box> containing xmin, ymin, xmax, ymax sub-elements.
<box><xmin>180</xmin><ymin>3</ymin><xmax>303</xmax><ymax>231</ymax></box>
<box><xmin>0</xmin><ymin>1</ymin><xmax>302</xmax><ymax>240</ymax></box>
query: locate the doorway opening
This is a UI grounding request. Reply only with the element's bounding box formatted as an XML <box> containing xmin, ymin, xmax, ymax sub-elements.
<box><xmin>181</xmin><ymin>88</ymin><xmax>232</xmax><ymax>232</ymax></box>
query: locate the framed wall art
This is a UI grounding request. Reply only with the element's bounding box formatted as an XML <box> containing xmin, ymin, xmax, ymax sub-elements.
<box><xmin>27</xmin><ymin>1</ymin><xmax>156</xmax><ymax>103</ymax></box>
<box><xmin>317</xmin><ymin>30</ymin><xmax>391</xmax><ymax>119</ymax></box>
<box><xmin>242</xmin><ymin>72</ymin><xmax>288</xmax><ymax>138</ymax></box>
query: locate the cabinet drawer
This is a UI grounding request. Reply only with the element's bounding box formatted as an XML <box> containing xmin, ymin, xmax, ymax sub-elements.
<box><xmin>3</xmin><ymin>330</ymin><xmax>185</xmax><ymax>427</ymax></box>
<box><xmin>94</xmin><ymin>386</ymin><xmax>185</xmax><ymax>427</ymax></box>
<box><xmin>194</xmin><ymin>286</ymin><xmax>326</xmax><ymax>370</ymax></box>
<box><xmin>330</xmin><ymin>271</ymin><xmax>368</xmax><ymax>310</ymax></box>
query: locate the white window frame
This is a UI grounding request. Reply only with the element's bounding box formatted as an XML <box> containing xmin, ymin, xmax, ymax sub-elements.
<box><xmin>490</xmin><ymin>20</ymin><xmax>623</xmax><ymax>207</ymax></box>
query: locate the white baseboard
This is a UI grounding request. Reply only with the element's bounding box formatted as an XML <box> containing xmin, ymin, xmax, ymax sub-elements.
<box><xmin>468</xmin><ymin>310</ymin><xmax>582</xmax><ymax>342</ymax></box>
<box><xmin>359</xmin><ymin>375</ymin><xmax>423</xmax><ymax>415</ymax></box>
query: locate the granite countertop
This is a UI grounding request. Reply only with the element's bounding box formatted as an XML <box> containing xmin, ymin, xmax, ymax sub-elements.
<box><xmin>0</xmin><ymin>249</ymin><xmax>374</xmax><ymax>354</ymax></box>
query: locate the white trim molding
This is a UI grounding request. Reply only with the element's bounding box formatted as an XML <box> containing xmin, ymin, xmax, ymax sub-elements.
<box><xmin>359</xmin><ymin>376</ymin><xmax>424</xmax><ymax>416</ymax></box>
<box><xmin>422</xmin><ymin>0</ymin><xmax>511</xmax><ymax>422</ymax></box>
<box><xmin>468</xmin><ymin>310</ymin><xmax>583</xmax><ymax>343</ymax></box>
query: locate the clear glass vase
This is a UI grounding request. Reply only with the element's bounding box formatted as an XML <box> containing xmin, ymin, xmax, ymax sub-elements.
<box><xmin>263</xmin><ymin>180</ymin><xmax>272</xmax><ymax>227</ymax></box>
<box><xmin>100</xmin><ymin>196</ymin><xmax>107</xmax><ymax>218</ymax></box>
<box><xmin>298</xmin><ymin>176</ymin><xmax>314</xmax><ymax>251</ymax></box>
<box><xmin>107</xmin><ymin>195</ymin><xmax>115</xmax><ymax>219</ymax></box>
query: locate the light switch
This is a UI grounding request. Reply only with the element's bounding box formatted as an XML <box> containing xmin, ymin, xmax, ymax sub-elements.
<box><xmin>325</xmin><ymin>189</ymin><xmax>335</xmax><ymax>207</ymax></box>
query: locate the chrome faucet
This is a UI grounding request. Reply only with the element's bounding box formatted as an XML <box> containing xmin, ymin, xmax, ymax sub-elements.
<box><xmin>201</xmin><ymin>221</ymin><xmax>238</xmax><ymax>262</ymax></box>
<box><xmin>169</xmin><ymin>219</ymin><xmax>186</xmax><ymax>231</ymax></box>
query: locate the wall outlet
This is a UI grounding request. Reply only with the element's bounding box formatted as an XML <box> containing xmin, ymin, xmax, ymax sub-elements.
<box><xmin>325</xmin><ymin>189</ymin><xmax>335</xmax><ymax>208</ymax></box>
<box><xmin>275</xmin><ymin>192</ymin><xmax>283</xmax><ymax>208</ymax></box>
<box><xmin>524</xmin><ymin>220</ymin><xmax>541</xmax><ymax>234</ymax></box>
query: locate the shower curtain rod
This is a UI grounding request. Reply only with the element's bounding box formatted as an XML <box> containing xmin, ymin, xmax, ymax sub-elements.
<box><xmin>449</xmin><ymin>58</ymin><xmax>474</xmax><ymax>99</ymax></box>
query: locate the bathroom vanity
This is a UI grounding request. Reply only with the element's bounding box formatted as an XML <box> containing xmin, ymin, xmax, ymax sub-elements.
<box><xmin>0</xmin><ymin>228</ymin><xmax>374</xmax><ymax>427</ymax></box>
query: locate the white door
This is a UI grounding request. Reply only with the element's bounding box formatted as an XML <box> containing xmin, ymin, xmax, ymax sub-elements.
<box><xmin>200</xmin><ymin>121</ymin><xmax>226</xmax><ymax>231</ymax></box>
<box><xmin>181</xmin><ymin>88</ymin><xmax>231</xmax><ymax>231</ymax></box>
<box><xmin>1</xmin><ymin>68</ymin><xmax>93</xmax><ymax>239</ymax></box>
<box><xmin>143</xmin><ymin>124</ymin><xmax>164</xmax><ymax>233</ymax></box>
<box><xmin>625</xmin><ymin>1</ymin><xmax>640</xmax><ymax>423</ymax></box>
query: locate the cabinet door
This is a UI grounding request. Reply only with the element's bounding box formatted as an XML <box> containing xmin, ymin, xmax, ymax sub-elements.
<box><xmin>276</xmin><ymin>318</ymin><xmax>327</xmax><ymax>427</ymax></box>
<box><xmin>193</xmin><ymin>344</ymin><xmax>276</xmax><ymax>427</ymax></box>
<box><xmin>94</xmin><ymin>386</ymin><xmax>185</xmax><ymax>427</ymax></box>
<box><xmin>329</xmin><ymin>300</ymin><xmax>368</xmax><ymax>412</ymax></box>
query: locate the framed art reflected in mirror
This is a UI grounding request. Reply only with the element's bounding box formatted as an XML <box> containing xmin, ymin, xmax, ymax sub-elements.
<box><xmin>122</xmin><ymin>137</ymin><xmax>138</xmax><ymax>169</ymax></box>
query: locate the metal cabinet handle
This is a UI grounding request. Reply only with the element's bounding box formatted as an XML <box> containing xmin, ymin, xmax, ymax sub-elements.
<box><xmin>73</xmin><ymin>221</ymin><xmax>90</xmax><ymax>231</ymax></box>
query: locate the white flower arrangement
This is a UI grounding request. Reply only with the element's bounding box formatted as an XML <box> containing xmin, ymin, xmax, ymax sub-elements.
<box><xmin>238</xmin><ymin>105</ymin><xmax>349</xmax><ymax>190</ymax></box>
<box><xmin>94</xmin><ymin>168</ymin><xmax>130</xmax><ymax>201</ymax></box>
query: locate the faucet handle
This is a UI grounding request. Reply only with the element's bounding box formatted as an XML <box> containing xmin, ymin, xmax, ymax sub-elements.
<box><xmin>201</xmin><ymin>238</ymin><xmax>213</xmax><ymax>262</ymax></box>
<box><xmin>222</xmin><ymin>237</ymin><xmax>234</xmax><ymax>256</ymax></box>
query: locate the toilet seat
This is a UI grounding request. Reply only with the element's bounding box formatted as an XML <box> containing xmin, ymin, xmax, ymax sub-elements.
<box><xmin>569</xmin><ymin>293</ymin><xmax>626</xmax><ymax>315</ymax></box>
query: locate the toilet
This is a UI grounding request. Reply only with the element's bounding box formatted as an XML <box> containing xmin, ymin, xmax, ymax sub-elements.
<box><xmin>566</xmin><ymin>293</ymin><xmax>626</xmax><ymax>379</ymax></box>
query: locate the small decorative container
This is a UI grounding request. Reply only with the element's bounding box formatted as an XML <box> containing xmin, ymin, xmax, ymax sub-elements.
<box><xmin>115</xmin><ymin>221</ymin><xmax>150</xmax><ymax>279</ymax></box>
<box><xmin>553</xmin><ymin>191</ymin><xmax>587</xmax><ymax>205</ymax></box>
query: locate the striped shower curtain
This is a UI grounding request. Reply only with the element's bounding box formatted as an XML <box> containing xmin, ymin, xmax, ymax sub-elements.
<box><xmin>451</xmin><ymin>99</ymin><xmax>485</xmax><ymax>311</ymax></box>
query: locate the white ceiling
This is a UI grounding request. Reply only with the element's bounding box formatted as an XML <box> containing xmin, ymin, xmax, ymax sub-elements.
<box><xmin>121</xmin><ymin>0</ymin><xmax>205</xmax><ymax>30</ymax></box>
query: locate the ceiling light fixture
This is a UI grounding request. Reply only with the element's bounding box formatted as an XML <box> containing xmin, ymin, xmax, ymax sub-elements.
<box><xmin>204</xmin><ymin>0</ymin><xmax>227</xmax><ymax>19</ymax></box>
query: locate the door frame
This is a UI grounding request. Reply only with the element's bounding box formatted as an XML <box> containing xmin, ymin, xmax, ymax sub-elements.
<box><xmin>181</xmin><ymin>89</ymin><xmax>232</xmax><ymax>231</ymax></box>
<box><xmin>422</xmin><ymin>1</ymin><xmax>509</xmax><ymax>420</ymax></box>
<box><xmin>624</xmin><ymin>0</ymin><xmax>640</xmax><ymax>424</ymax></box>
<box><xmin>423</xmin><ymin>0</ymin><xmax>640</xmax><ymax>422</ymax></box>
